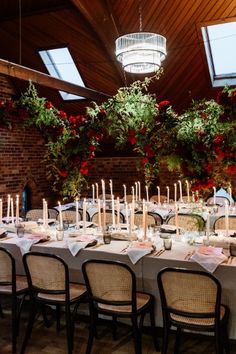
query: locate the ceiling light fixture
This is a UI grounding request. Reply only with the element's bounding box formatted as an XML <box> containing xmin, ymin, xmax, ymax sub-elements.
<box><xmin>115</xmin><ymin>2</ymin><xmax>167</xmax><ymax>74</ymax></box>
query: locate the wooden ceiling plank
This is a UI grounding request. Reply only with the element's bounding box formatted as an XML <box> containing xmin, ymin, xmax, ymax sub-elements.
<box><xmin>70</xmin><ymin>0</ymin><xmax>125</xmax><ymax>86</ymax></box>
<box><xmin>0</xmin><ymin>58</ymin><xmax>110</xmax><ymax>101</ymax></box>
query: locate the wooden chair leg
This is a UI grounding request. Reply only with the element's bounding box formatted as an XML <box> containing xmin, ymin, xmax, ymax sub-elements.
<box><xmin>86</xmin><ymin>309</ymin><xmax>96</xmax><ymax>354</ymax></box>
<box><xmin>222</xmin><ymin>325</ymin><xmax>230</xmax><ymax>354</ymax></box>
<box><xmin>12</xmin><ymin>295</ymin><xmax>17</xmax><ymax>354</ymax></box>
<box><xmin>149</xmin><ymin>305</ymin><xmax>160</xmax><ymax>352</ymax></box>
<box><xmin>20</xmin><ymin>297</ymin><xmax>37</xmax><ymax>354</ymax></box>
<box><xmin>161</xmin><ymin>323</ymin><xmax>170</xmax><ymax>354</ymax></box>
<box><xmin>174</xmin><ymin>327</ymin><xmax>181</xmax><ymax>354</ymax></box>
<box><xmin>215</xmin><ymin>327</ymin><xmax>221</xmax><ymax>354</ymax></box>
<box><xmin>56</xmin><ymin>304</ymin><xmax>61</xmax><ymax>331</ymax></box>
<box><xmin>65</xmin><ymin>303</ymin><xmax>73</xmax><ymax>354</ymax></box>
<box><xmin>0</xmin><ymin>302</ymin><xmax>5</xmax><ymax>318</ymax></box>
<box><xmin>112</xmin><ymin>315</ymin><xmax>118</xmax><ymax>340</ymax></box>
<box><xmin>41</xmin><ymin>305</ymin><xmax>51</xmax><ymax>328</ymax></box>
<box><xmin>131</xmin><ymin>315</ymin><xmax>142</xmax><ymax>354</ymax></box>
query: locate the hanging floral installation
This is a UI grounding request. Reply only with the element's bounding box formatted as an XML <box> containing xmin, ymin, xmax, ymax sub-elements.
<box><xmin>0</xmin><ymin>78</ymin><xmax>236</xmax><ymax>199</ymax></box>
<box><xmin>0</xmin><ymin>82</ymin><xmax>104</xmax><ymax>199</ymax></box>
<box><xmin>87</xmin><ymin>72</ymin><xmax>179</xmax><ymax>184</ymax></box>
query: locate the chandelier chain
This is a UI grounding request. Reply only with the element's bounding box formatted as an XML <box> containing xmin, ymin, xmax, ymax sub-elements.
<box><xmin>139</xmin><ymin>0</ymin><xmax>142</xmax><ymax>32</ymax></box>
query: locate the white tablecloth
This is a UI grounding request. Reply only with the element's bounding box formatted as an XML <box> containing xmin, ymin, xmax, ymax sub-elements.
<box><xmin>1</xmin><ymin>232</ymin><xmax>236</xmax><ymax>338</ymax></box>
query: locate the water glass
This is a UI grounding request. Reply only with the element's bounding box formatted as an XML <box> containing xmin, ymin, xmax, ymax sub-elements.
<box><xmin>56</xmin><ymin>228</ymin><xmax>64</xmax><ymax>241</ymax></box>
<box><xmin>103</xmin><ymin>231</ymin><xmax>111</xmax><ymax>244</ymax></box>
<box><xmin>163</xmin><ymin>238</ymin><xmax>172</xmax><ymax>250</ymax></box>
<box><xmin>16</xmin><ymin>224</ymin><xmax>25</xmax><ymax>238</ymax></box>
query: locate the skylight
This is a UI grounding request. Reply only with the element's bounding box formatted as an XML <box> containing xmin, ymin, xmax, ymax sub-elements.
<box><xmin>39</xmin><ymin>47</ymin><xmax>85</xmax><ymax>100</ymax></box>
<box><xmin>201</xmin><ymin>21</ymin><xmax>236</xmax><ymax>87</ymax></box>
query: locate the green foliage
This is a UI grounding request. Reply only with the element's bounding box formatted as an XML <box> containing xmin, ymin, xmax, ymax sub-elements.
<box><xmin>1</xmin><ymin>77</ymin><xmax>236</xmax><ymax>196</ymax></box>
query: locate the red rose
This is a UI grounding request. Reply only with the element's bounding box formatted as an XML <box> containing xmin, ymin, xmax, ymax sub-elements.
<box><xmin>142</xmin><ymin>157</ymin><xmax>149</xmax><ymax>165</ymax></box>
<box><xmin>213</xmin><ymin>133</ymin><xmax>224</xmax><ymax>145</ymax></box>
<box><xmin>140</xmin><ymin>127</ymin><xmax>147</xmax><ymax>135</ymax></box>
<box><xmin>44</xmin><ymin>101</ymin><xmax>53</xmax><ymax>109</ymax></box>
<box><xmin>58</xmin><ymin>110</ymin><xmax>67</xmax><ymax>119</ymax></box>
<box><xmin>158</xmin><ymin>100</ymin><xmax>170</xmax><ymax>110</ymax></box>
<box><xmin>81</xmin><ymin>161</ymin><xmax>88</xmax><ymax>168</ymax></box>
<box><xmin>215</xmin><ymin>147</ymin><xmax>227</xmax><ymax>161</ymax></box>
<box><xmin>80</xmin><ymin>167</ymin><xmax>89</xmax><ymax>175</ymax></box>
<box><xmin>230</xmin><ymin>90</ymin><xmax>236</xmax><ymax>104</ymax></box>
<box><xmin>95</xmin><ymin>132</ymin><xmax>103</xmax><ymax>141</ymax></box>
<box><xmin>224</xmin><ymin>165</ymin><xmax>236</xmax><ymax>174</ymax></box>
<box><xmin>204</xmin><ymin>163</ymin><xmax>213</xmax><ymax>174</ymax></box>
<box><xmin>143</xmin><ymin>144</ymin><xmax>155</xmax><ymax>157</ymax></box>
<box><xmin>128</xmin><ymin>136</ymin><xmax>137</xmax><ymax>145</ymax></box>
<box><xmin>58</xmin><ymin>170</ymin><xmax>68</xmax><ymax>178</ymax></box>
<box><xmin>128</xmin><ymin>129</ymin><xmax>137</xmax><ymax>145</ymax></box>
<box><xmin>88</xmin><ymin>145</ymin><xmax>96</xmax><ymax>152</ymax></box>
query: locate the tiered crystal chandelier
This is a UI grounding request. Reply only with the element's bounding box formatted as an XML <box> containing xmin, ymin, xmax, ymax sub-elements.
<box><xmin>115</xmin><ymin>2</ymin><xmax>167</xmax><ymax>74</ymax></box>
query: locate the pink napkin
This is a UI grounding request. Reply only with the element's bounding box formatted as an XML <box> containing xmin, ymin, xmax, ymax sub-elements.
<box><xmin>191</xmin><ymin>246</ymin><xmax>227</xmax><ymax>273</ymax></box>
<box><xmin>127</xmin><ymin>241</ymin><xmax>154</xmax><ymax>264</ymax></box>
<box><xmin>16</xmin><ymin>234</ymin><xmax>50</xmax><ymax>254</ymax></box>
<box><xmin>67</xmin><ymin>235</ymin><xmax>97</xmax><ymax>256</ymax></box>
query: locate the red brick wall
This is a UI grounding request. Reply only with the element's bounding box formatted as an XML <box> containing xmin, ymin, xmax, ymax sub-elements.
<box><xmin>85</xmin><ymin>158</ymin><xmax>180</xmax><ymax>199</ymax></box>
<box><xmin>0</xmin><ymin>75</ymin><xmax>15</xmax><ymax>99</ymax></box>
<box><xmin>86</xmin><ymin>159</ymin><xmax>236</xmax><ymax>201</ymax></box>
<box><xmin>0</xmin><ymin>76</ymin><xmax>56</xmax><ymax>214</ymax></box>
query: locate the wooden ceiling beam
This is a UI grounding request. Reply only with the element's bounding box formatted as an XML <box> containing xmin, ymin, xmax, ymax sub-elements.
<box><xmin>0</xmin><ymin>58</ymin><xmax>110</xmax><ymax>101</ymax></box>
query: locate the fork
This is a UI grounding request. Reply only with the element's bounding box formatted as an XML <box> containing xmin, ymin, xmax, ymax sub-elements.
<box><xmin>153</xmin><ymin>248</ymin><xmax>165</xmax><ymax>257</ymax></box>
<box><xmin>184</xmin><ymin>250</ymin><xmax>195</xmax><ymax>260</ymax></box>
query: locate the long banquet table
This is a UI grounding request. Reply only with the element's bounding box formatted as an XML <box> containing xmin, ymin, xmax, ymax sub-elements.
<box><xmin>1</xmin><ymin>233</ymin><xmax>236</xmax><ymax>339</ymax></box>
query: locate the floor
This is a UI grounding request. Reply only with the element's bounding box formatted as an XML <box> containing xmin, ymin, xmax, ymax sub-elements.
<box><xmin>0</xmin><ymin>302</ymin><xmax>235</xmax><ymax>354</ymax></box>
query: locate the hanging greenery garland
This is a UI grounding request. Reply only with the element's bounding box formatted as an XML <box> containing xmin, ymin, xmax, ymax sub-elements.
<box><xmin>0</xmin><ymin>79</ymin><xmax>236</xmax><ymax>199</ymax></box>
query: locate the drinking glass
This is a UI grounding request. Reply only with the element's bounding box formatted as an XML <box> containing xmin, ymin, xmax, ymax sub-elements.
<box><xmin>56</xmin><ymin>227</ymin><xmax>64</xmax><ymax>241</ymax></box>
<box><xmin>16</xmin><ymin>224</ymin><xmax>25</xmax><ymax>238</ymax></box>
<box><xmin>163</xmin><ymin>238</ymin><xmax>172</xmax><ymax>250</ymax></box>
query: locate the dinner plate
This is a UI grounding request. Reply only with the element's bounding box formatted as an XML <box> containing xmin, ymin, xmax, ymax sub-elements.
<box><xmin>111</xmin><ymin>232</ymin><xmax>137</xmax><ymax>241</ymax></box>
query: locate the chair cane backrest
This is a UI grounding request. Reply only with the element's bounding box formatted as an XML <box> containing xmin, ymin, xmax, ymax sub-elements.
<box><xmin>82</xmin><ymin>260</ymin><xmax>135</xmax><ymax>308</ymax></box>
<box><xmin>214</xmin><ymin>215</ymin><xmax>236</xmax><ymax>230</ymax></box>
<box><xmin>58</xmin><ymin>209</ymin><xmax>81</xmax><ymax>224</ymax></box>
<box><xmin>0</xmin><ymin>247</ymin><xmax>14</xmax><ymax>285</ymax></box>
<box><xmin>26</xmin><ymin>209</ymin><xmax>44</xmax><ymax>221</ymax></box>
<box><xmin>91</xmin><ymin>210</ymin><xmax>124</xmax><ymax>225</ymax></box>
<box><xmin>48</xmin><ymin>208</ymin><xmax>59</xmax><ymax>219</ymax></box>
<box><xmin>150</xmin><ymin>195</ymin><xmax>168</xmax><ymax>204</ymax></box>
<box><xmin>167</xmin><ymin>213</ymin><xmax>205</xmax><ymax>231</ymax></box>
<box><xmin>134</xmin><ymin>211</ymin><xmax>162</xmax><ymax>227</ymax></box>
<box><xmin>158</xmin><ymin>268</ymin><xmax>221</xmax><ymax>323</ymax></box>
<box><xmin>98</xmin><ymin>194</ymin><xmax>112</xmax><ymax>201</ymax></box>
<box><xmin>124</xmin><ymin>195</ymin><xmax>134</xmax><ymax>203</ymax></box>
<box><xmin>23</xmin><ymin>253</ymin><xmax>67</xmax><ymax>293</ymax></box>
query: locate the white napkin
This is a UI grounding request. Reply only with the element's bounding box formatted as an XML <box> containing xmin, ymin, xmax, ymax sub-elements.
<box><xmin>67</xmin><ymin>241</ymin><xmax>89</xmax><ymax>256</ymax></box>
<box><xmin>191</xmin><ymin>247</ymin><xmax>227</xmax><ymax>273</ymax></box>
<box><xmin>16</xmin><ymin>238</ymin><xmax>38</xmax><ymax>255</ymax></box>
<box><xmin>127</xmin><ymin>247</ymin><xmax>153</xmax><ymax>264</ymax></box>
